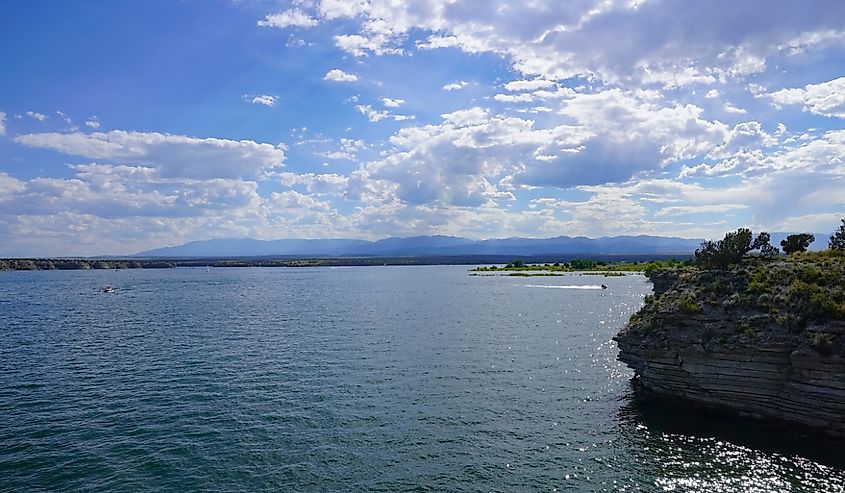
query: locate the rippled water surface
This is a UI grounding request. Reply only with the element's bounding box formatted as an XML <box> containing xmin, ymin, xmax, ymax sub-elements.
<box><xmin>1</xmin><ymin>266</ymin><xmax>843</xmax><ymax>492</ymax></box>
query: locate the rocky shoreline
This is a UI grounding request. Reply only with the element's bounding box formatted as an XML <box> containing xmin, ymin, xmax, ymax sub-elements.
<box><xmin>615</xmin><ymin>256</ymin><xmax>845</xmax><ymax>437</ymax></box>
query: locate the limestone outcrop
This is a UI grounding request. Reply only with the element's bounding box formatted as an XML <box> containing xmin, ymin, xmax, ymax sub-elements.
<box><xmin>615</xmin><ymin>253</ymin><xmax>845</xmax><ymax>436</ymax></box>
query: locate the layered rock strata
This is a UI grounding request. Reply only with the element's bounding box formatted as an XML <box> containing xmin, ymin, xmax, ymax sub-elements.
<box><xmin>615</xmin><ymin>257</ymin><xmax>845</xmax><ymax>436</ymax></box>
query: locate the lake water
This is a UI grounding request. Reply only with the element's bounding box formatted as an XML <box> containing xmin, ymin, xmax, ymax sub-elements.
<box><xmin>1</xmin><ymin>266</ymin><xmax>843</xmax><ymax>492</ymax></box>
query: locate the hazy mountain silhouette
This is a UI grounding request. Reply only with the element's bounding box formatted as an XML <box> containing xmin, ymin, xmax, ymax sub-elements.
<box><xmin>134</xmin><ymin>234</ymin><xmax>704</xmax><ymax>257</ymax></box>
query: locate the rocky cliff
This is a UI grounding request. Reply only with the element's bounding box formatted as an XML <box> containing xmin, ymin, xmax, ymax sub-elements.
<box><xmin>615</xmin><ymin>252</ymin><xmax>845</xmax><ymax>436</ymax></box>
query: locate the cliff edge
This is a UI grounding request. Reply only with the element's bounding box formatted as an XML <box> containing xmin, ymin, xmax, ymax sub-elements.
<box><xmin>615</xmin><ymin>252</ymin><xmax>845</xmax><ymax>436</ymax></box>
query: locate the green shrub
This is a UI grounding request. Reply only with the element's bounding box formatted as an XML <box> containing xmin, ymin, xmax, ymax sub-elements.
<box><xmin>677</xmin><ymin>295</ymin><xmax>701</xmax><ymax>314</ymax></box>
<box><xmin>808</xmin><ymin>332</ymin><xmax>834</xmax><ymax>355</ymax></box>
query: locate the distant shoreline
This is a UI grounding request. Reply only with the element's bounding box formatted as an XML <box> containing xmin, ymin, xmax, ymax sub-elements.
<box><xmin>0</xmin><ymin>254</ymin><xmax>692</xmax><ymax>271</ymax></box>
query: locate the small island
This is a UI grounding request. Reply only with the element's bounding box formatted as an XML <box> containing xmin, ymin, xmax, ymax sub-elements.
<box><xmin>615</xmin><ymin>225</ymin><xmax>845</xmax><ymax>436</ymax></box>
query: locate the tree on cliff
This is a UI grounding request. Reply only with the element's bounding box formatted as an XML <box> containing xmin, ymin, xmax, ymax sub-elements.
<box><xmin>752</xmin><ymin>231</ymin><xmax>779</xmax><ymax>258</ymax></box>
<box><xmin>781</xmin><ymin>234</ymin><xmax>815</xmax><ymax>254</ymax></box>
<box><xmin>831</xmin><ymin>218</ymin><xmax>845</xmax><ymax>250</ymax></box>
<box><xmin>695</xmin><ymin>229</ymin><xmax>778</xmax><ymax>268</ymax></box>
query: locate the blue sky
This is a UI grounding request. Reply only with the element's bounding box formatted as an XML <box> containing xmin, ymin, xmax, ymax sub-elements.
<box><xmin>1</xmin><ymin>0</ymin><xmax>844</xmax><ymax>256</ymax></box>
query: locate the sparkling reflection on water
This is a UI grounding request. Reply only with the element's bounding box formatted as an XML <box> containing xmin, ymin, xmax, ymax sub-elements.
<box><xmin>0</xmin><ymin>266</ymin><xmax>842</xmax><ymax>492</ymax></box>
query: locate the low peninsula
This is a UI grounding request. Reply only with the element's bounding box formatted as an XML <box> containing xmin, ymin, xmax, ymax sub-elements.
<box><xmin>615</xmin><ymin>228</ymin><xmax>845</xmax><ymax>436</ymax></box>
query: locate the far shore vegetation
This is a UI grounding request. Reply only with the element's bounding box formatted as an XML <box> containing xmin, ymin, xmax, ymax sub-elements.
<box><xmin>469</xmin><ymin>258</ymin><xmax>690</xmax><ymax>276</ymax></box>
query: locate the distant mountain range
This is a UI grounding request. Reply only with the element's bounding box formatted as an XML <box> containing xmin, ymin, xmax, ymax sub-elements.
<box><xmin>134</xmin><ymin>235</ymin><xmax>703</xmax><ymax>257</ymax></box>
<box><xmin>133</xmin><ymin>232</ymin><xmax>830</xmax><ymax>258</ymax></box>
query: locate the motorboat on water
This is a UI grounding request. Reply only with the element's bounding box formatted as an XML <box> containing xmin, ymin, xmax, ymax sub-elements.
<box><xmin>101</xmin><ymin>285</ymin><xmax>115</xmax><ymax>293</ymax></box>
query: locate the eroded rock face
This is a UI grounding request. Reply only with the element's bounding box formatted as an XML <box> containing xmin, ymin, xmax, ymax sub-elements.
<box><xmin>615</xmin><ymin>260</ymin><xmax>845</xmax><ymax>437</ymax></box>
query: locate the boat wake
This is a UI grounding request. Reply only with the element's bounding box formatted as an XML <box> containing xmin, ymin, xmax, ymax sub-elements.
<box><xmin>522</xmin><ymin>284</ymin><xmax>604</xmax><ymax>290</ymax></box>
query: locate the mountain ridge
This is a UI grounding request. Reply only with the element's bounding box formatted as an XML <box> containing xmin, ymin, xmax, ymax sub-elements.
<box><xmin>134</xmin><ymin>234</ymin><xmax>703</xmax><ymax>257</ymax></box>
<box><xmin>133</xmin><ymin>232</ymin><xmax>830</xmax><ymax>258</ymax></box>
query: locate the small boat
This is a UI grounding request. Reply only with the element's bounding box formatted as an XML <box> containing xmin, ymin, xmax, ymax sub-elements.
<box><xmin>101</xmin><ymin>285</ymin><xmax>115</xmax><ymax>293</ymax></box>
<box><xmin>601</xmin><ymin>284</ymin><xmax>608</xmax><ymax>290</ymax></box>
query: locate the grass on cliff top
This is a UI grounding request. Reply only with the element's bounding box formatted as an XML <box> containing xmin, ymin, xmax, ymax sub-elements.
<box><xmin>627</xmin><ymin>250</ymin><xmax>845</xmax><ymax>355</ymax></box>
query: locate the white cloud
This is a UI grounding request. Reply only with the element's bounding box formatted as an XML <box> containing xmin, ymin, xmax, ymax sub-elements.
<box><xmin>56</xmin><ymin>110</ymin><xmax>71</xmax><ymax>124</ymax></box>
<box><xmin>355</xmin><ymin>104</ymin><xmax>414</xmax><ymax>122</ymax></box>
<box><xmin>654</xmin><ymin>204</ymin><xmax>749</xmax><ymax>217</ymax></box>
<box><xmin>0</xmin><ymin>164</ymin><xmax>263</xmax><ymax>220</ymax></box>
<box><xmin>257</xmin><ymin>9</ymin><xmax>318</xmax><ymax>28</ymax></box>
<box><xmin>352</xmin><ymin>89</ymin><xmax>734</xmax><ymax>211</ymax></box>
<box><xmin>513</xmin><ymin>88</ymin><xmax>730</xmax><ymax>187</ymax></box>
<box><xmin>85</xmin><ymin>117</ymin><xmax>100</xmax><ymax>129</ymax></box>
<box><xmin>26</xmin><ymin>111</ymin><xmax>48</xmax><ymax>121</ymax></box>
<box><xmin>531</xmin><ymin>193</ymin><xmax>652</xmax><ymax>236</ymax></box>
<box><xmin>355</xmin><ymin>108</ymin><xmax>584</xmax><ymax>206</ymax></box>
<box><xmin>318</xmin><ymin>0</ymin><xmax>369</xmax><ymax>20</ymax></box>
<box><xmin>768</xmin><ymin>77</ymin><xmax>845</xmax><ymax>118</ymax></box>
<box><xmin>705</xmin><ymin>89</ymin><xmax>720</xmax><ymax>98</ymax></box>
<box><xmin>247</xmin><ymin>94</ymin><xmax>279</xmax><ymax>107</ymax></box>
<box><xmin>335</xmin><ymin>33</ymin><xmax>404</xmax><ymax>57</ymax></box>
<box><xmin>504</xmin><ymin>79</ymin><xmax>555</xmax><ymax>92</ymax></box>
<box><xmin>443</xmin><ymin>81</ymin><xmax>468</xmax><ymax>91</ymax></box>
<box><xmin>723</xmin><ymin>102</ymin><xmax>747</xmax><ymax>114</ymax></box>
<box><xmin>692</xmin><ymin>128</ymin><xmax>845</xmax><ymax>178</ymax></box>
<box><xmin>0</xmin><ymin>112</ymin><xmax>5</xmax><ymax>135</ymax></box>
<box><xmin>493</xmin><ymin>85</ymin><xmax>575</xmax><ymax>104</ymax></box>
<box><xmin>640</xmin><ymin>64</ymin><xmax>717</xmax><ymax>88</ymax></box>
<box><xmin>316</xmin><ymin>138</ymin><xmax>366</xmax><ymax>161</ymax></box>
<box><xmin>381</xmin><ymin>97</ymin><xmax>405</xmax><ymax>108</ymax></box>
<box><xmin>0</xmin><ymin>164</ymin><xmax>358</xmax><ymax>256</ymax></box>
<box><xmin>302</xmin><ymin>0</ymin><xmax>845</xmax><ymax>87</ymax></box>
<box><xmin>356</xmin><ymin>105</ymin><xmax>389</xmax><ymax>122</ymax></box>
<box><xmin>416</xmin><ymin>35</ymin><xmax>460</xmax><ymax>50</ymax></box>
<box><xmin>279</xmin><ymin>172</ymin><xmax>350</xmax><ymax>195</ymax></box>
<box><xmin>15</xmin><ymin>130</ymin><xmax>286</xmax><ymax>179</ymax></box>
<box><xmin>323</xmin><ymin>69</ymin><xmax>358</xmax><ymax>82</ymax></box>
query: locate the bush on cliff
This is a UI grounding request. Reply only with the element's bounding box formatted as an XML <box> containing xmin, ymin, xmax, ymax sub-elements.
<box><xmin>831</xmin><ymin>218</ymin><xmax>845</xmax><ymax>250</ymax></box>
<box><xmin>694</xmin><ymin>228</ymin><xmax>778</xmax><ymax>269</ymax></box>
<box><xmin>781</xmin><ymin>233</ymin><xmax>815</xmax><ymax>255</ymax></box>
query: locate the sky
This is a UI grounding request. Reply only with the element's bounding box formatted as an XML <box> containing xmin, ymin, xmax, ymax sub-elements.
<box><xmin>1</xmin><ymin>0</ymin><xmax>844</xmax><ymax>256</ymax></box>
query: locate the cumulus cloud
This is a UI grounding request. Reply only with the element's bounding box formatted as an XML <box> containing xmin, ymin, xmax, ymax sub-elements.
<box><xmin>0</xmin><ymin>165</ymin><xmax>354</xmax><ymax>256</ymax></box>
<box><xmin>350</xmin><ymin>88</ymin><xmax>738</xmax><ymax>213</ymax></box>
<box><xmin>293</xmin><ymin>0</ymin><xmax>845</xmax><ymax>87</ymax></box>
<box><xmin>768</xmin><ymin>77</ymin><xmax>845</xmax><ymax>118</ymax></box>
<box><xmin>323</xmin><ymin>69</ymin><xmax>358</xmax><ymax>82</ymax></box>
<box><xmin>504</xmin><ymin>79</ymin><xmax>555</xmax><ymax>92</ymax></box>
<box><xmin>317</xmin><ymin>138</ymin><xmax>366</xmax><ymax>161</ymax></box>
<box><xmin>355</xmin><ymin>104</ymin><xmax>414</xmax><ymax>122</ymax></box>
<box><xmin>14</xmin><ymin>130</ymin><xmax>286</xmax><ymax>179</ymax></box>
<box><xmin>381</xmin><ymin>97</ymin><xmax>405</xmax><ymax>108</ymax></box>
<box><xmin>493</xmin><ymin>85</ymin><xmax>575</xmax><ymax>104</ymax></box>
<box><xmin>246</xmin><ymin>94</ymin><xmax>279</xmax><ymax>107</ymax></box>
<box><xmin>443</xmin><ymin>81</ymin><xmax>469</xmax><ymax>91</ymax></box>
<box><xmin>26</xmin><ymin>111</ymin><xmax>48</xmax><ymax>121</ymax></box>
<box><xmin>85</xmin><ymin>117</ymin><xmax>100</xmax><ymax>129</ymax></box>
<box><xmin>514</xmin><ymin>89</ymin><xmax>729</xmax><ymax>187</ymax></box>
<box><xmin>684</xmin><ymin>129</ymin><xmax>845</xmax><ymax>178</ymax></box>
<box><xmin>0</xmin><ymin>163</ymin><xmax>263</xmax><ymax>221</ymax></box>
<box><xmin>258</xmin><ymin>9</ymin><xmax>318</xmax><ymax>28</ymax></box>
<box><xmin>335</xmin><ymin>33</ymin><xmax>404</xmax><ymax>56</ymax></box>
<box><xmin>355</xmin><ymin>107</ymin><xmax>578</xmax><ymax>206</ymax></box>
<box><xmin>279</xmin><ymin>171</ymin><xmax>350</xmax><ymax>195</ymax></box>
